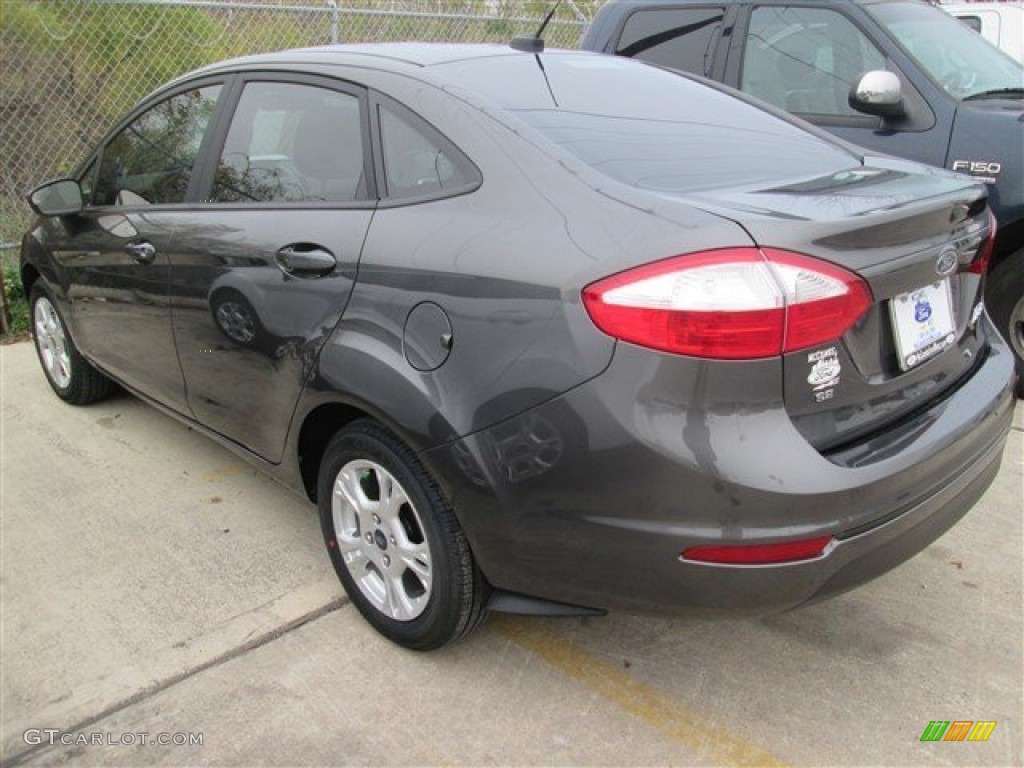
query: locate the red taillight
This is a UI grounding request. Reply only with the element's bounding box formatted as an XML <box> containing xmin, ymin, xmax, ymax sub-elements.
<box><xmin>682</xmin><ymin>535</ymin><xmax>834</xmax><ymax>565</ymax></box>
<box><xmin>968</xmin><ymin>211</ymin><xmax>997</xmax><ymax>275</ymax></box>
<box><xmin>582</xmin><ymin>247</ymin><xmax>871</xmax><ymax>359</ymax></box>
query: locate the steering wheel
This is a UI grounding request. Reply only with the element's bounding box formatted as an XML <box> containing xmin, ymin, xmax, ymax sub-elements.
<box><xmin>941</xmin><ymin>69</ymin><xmax>978</xmax><ymax>94</ymax></box>
<box><xmin>938</xmin><ymin>46</ymin><xmax>978</xmax><ymax>95</ymax></box>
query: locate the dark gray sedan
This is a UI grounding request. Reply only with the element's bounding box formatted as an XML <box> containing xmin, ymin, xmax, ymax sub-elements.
<box><xmin>21</xmin><ymin>43</ymin><xmax>1015</xmax><ymax>649</ymax></box>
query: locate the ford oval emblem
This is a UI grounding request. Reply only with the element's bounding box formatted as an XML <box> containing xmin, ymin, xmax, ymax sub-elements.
<box><xmin>936</xmin><ymin>246</ymin><xmax>958</xmax><ymax>277</ymax></box>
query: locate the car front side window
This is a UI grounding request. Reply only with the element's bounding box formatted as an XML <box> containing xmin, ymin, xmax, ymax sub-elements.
<box><xmin>93</xmin><ymin>84</ymin><xmax>222</xmax><ymax>206</ymax></box>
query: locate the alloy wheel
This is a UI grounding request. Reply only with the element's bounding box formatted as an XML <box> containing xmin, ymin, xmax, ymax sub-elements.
<box><xmin>33</xmin><ymin>296</ymin><xmax>71</xmax><ymax>389</ymax></box>
<box><xmin>331</xmin><ymin>459</ymin><xmax>432</xmax><ymax>621</ymax></box>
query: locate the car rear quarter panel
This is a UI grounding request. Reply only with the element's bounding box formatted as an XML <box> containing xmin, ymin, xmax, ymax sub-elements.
<box><xmin>296</xmin><ymin>66</ymin><xmax>751</xmax><ymax>450</ymax></box>
<box><xmin>424</xmin><ymin>323</ymin><xmax>1013</xmax><ymax>613</ymax></box>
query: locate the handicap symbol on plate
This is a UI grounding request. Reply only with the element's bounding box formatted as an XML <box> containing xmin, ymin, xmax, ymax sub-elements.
<box><xmin>914</xmin><ymin>299</ymin><xmax>932</xmax><ymax>323</ymax></box>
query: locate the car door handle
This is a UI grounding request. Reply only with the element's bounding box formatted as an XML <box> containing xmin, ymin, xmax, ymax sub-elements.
<box><xmin>125</xmin><ymin>241</ymin><xmax>156</xmax><ymax>265</ymax></box>
<box><xmin>275</xmin><ymin>244</ymin><xmax>337</xmax><ymax>277</ymax></box>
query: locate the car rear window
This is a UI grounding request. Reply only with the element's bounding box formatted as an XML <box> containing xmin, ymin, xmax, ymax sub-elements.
<box><xmin>434</xmin><ymin>53</ymin><xmax>857</xmax><ymax>193</ymax></box>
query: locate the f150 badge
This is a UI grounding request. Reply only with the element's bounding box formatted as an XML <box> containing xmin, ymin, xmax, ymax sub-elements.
<box><xmin>951</xmin><ymin>160</ymin><xmax>1001</xmax><ymax>184</ymax></box>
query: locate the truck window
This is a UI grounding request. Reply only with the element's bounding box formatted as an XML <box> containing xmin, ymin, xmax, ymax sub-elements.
<box><xmin>868</xmin><ymin>1</ymin><xmax>1022</xmax><ymax>99</ymax></box>
<box><xmin>957</xmin><ymin>15</ymin><xmax>983</xmax><ymax>34</ymax></box>
<box><xmin>741</xmin><ymin>6</ymin><xmax>885</xmax><ymax>117</ymax></box>
<box><xmin>615</xmin><ymin>8</ymin><xmax>726</xmax><ymax>76</ymax></box>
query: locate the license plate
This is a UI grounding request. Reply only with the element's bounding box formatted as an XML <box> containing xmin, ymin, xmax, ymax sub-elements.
<box><xmin>889</xmin><ymin>280</ymin><xmax>956</xmax><ymax>371</ymax></box>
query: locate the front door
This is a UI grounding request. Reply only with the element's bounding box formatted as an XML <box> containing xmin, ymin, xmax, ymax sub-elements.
<box><xmin>734</xmin><ymin>4</ymin><xmax>951</xmax><ymax>167</ymax></box>
<box><xmin>61</xmin><ymin>82</ymin><xmax>224</xmax><ymax>412</ymax></box>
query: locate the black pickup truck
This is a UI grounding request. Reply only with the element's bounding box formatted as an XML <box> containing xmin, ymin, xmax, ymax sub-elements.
<box><xmin>583</xmin><ymin>0</ymin><xmax>1024</xmax><ymax>391</ymax></box>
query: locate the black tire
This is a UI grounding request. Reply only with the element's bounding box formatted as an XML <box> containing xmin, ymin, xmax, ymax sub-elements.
<box><xmin>317</xmin><ymin>420</ymin><xmax>488</xmax><ymax>650</ymax></box>
<box><xmin>986</xmin><ymin>253</ymin><xmax>1024</xmax><ymax>397</ymax></box>
<box><xmin>29</xmin><ymin>281</ymin><xmax>116</xmax><ymax>405</ymax></box>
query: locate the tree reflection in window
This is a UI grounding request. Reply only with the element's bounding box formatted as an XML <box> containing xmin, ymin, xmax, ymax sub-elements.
<box><xmin>210</xmin><ymin>82</ymin><xmax>365</xmax><ymax>204</ymax></box>
<box><xmin>94</xmin><ymin>85</ymin><xmax>221</xmax><ymax>206</ymax></box>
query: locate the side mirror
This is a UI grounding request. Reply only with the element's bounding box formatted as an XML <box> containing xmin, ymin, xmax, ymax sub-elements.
<box><xmin>27</xmin><ymin>178</ymin><xmax>84</xmax><ymax>217</ymax></box>
<box><xmin>848</xmin><ymin>70</ymin><xmax>905</xmax><ymax>119</ymax></box>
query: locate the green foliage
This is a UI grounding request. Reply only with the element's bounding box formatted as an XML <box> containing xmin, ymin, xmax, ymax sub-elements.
<box><xmin>0</xmin><ymin>0</ymin><xmax>590</xmax><ymax>245</ymax></box>
<box><xmin>218</xmin><ymin>13</ymin><xmax>317</xmax><ymax>56</ymax></box>
<box><xmin>0</xmin><ymin>1</ymin><xmax>64</xmax><ymax>55</ymax></box>
<box><xmin>2</xmin><ymin>260</ymin><xmax>30</xmax><ymax>337</ymax></box>
<box><xmin>62</xmin><ymin>4</ymin><xmax>226</xmax><ymax>122</ymax></box>
<box><xmin>0</xmin><ymin>2</ymin><xmax>234</xmax><ymax>244</ymax></box>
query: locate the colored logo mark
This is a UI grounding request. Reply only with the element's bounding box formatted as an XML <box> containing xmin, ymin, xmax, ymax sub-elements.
<box><xmin>920</xmin><ymin>721</ymin><xmax>997</xmax><ymax>742</ymax></box>
<box><xmin>914</xmin><ymin>299</ymin><xmax>932</xmax><ymax>323</ymax></box>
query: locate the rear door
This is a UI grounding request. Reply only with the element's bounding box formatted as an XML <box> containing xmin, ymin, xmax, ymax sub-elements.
<box><xmin>169</xmin><ymin>75</ymin><xmax>376</xmax><ymax>462</ymax></box>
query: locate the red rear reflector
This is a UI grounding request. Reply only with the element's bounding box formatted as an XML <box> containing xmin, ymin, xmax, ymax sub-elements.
<box><xmin>682</xmin><ymin>535</ymin><xmax>834</xmax><ymax>565</ymax></box>
<box><xmin>582</xmin><ymin>247</ymin><xmax>871</xmax><ymax>359</ymax></box>
<box><xmin>968</xmin><ymin>211</ymin><xmax>997</xmax><ymax>275</ymax></box>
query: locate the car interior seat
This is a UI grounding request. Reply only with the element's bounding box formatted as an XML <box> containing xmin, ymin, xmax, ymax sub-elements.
<box><xmin>291</xmin><ymin>103</ymin><xmax>365</xmax><ymax>202</ymax></box>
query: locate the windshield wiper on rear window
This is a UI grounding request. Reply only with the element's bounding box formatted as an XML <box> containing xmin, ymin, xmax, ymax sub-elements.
<box><xmin>963</xmin><ymin>88</ymin><xmax>1024</xmax><ymax>101</ymax></box>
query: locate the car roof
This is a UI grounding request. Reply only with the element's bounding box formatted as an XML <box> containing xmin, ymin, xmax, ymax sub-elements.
<box><xmin>192</xmin><ymin>42</ymin><xmax>557</xmax><ymax>76</ymax></box>
<box><xmin>168</xmin><ymin>43</ymin><xmax>610</xmax><ymax>106</ymax></box>
<box><xmin>299</xmin><ymin>42</ymin><xmax>532</xmax><ymax>67</ymax></box>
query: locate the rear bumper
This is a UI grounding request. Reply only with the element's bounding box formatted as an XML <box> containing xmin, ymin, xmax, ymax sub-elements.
<box><xmin>668</xmin><ymin>428</ymin><xmax>1004</xmax><ymax>614</ymax></box>
<box><xmin>426</xmin><ymin>327</ymin><xmax>1015</xmax><ymax>616</ymax></box>
<box><xmin>809</xmin><ymin>438</ymin><xmax>1002</xmax><ymax>604</ymax></box>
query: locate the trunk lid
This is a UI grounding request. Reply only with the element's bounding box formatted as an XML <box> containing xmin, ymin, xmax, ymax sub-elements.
<box><xmin>681</xmin><ymin>159</ymin><xmax>993</xmax><ymax>454</ymax></box>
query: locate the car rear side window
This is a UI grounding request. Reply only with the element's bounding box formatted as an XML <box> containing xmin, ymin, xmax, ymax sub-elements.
<box><xmin>741</xmin><ymin>6</ymin><xmax>885</xmax><ymax>117</ymax></box>
<box><xmin>378</xmin><ymin>103</ymin><xmax>479</xmax><ymax>201</ymax></box>
<box><xmin>615</xmin><ymin>7</ymin><xmax>726</xmax><ymax>77</ymax></box>
<box><xmin>93</xmin><ymin>85</ymin><xmax>221</xmax><ymax>206</ymax></box>
<box><xmin>211</xmin><ymin>82</ymin><xmax>367</xmax><ymax>204</ymax></box>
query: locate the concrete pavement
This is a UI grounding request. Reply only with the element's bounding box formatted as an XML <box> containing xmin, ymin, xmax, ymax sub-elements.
<box><xmin>2</xmin><ymin>339</ymin><xmax>1021</xmax><ymax>766</ymax></box>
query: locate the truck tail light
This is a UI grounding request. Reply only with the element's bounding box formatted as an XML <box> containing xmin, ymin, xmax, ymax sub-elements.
<box><xmin>967</xmin><ymin>211</ymin><xmax>997</xmax><ymax>276</ymax></box>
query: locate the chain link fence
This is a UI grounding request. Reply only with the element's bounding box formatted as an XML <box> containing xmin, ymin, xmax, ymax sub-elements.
<box><xmin>0</xmin><ymin>0</ymin><xmax>593</xmax><ymax>249</ymax></box>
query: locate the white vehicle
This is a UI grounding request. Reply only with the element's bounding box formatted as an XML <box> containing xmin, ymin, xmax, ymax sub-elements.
<box><xmin>942</xmin><ymin>2</ymin><xmax>1024</xmax><ymax>62</ymax></box>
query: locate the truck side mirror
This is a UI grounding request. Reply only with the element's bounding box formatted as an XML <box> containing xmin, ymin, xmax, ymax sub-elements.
<box><xmin>27</xmin><ymin>178</ymin><xmax>84</xmax><ymax>217</ymax></box>
<box><xmin>849</xmin><ymin>70</ymin><xmax>906</xmax><ymax>119</ymax></box>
